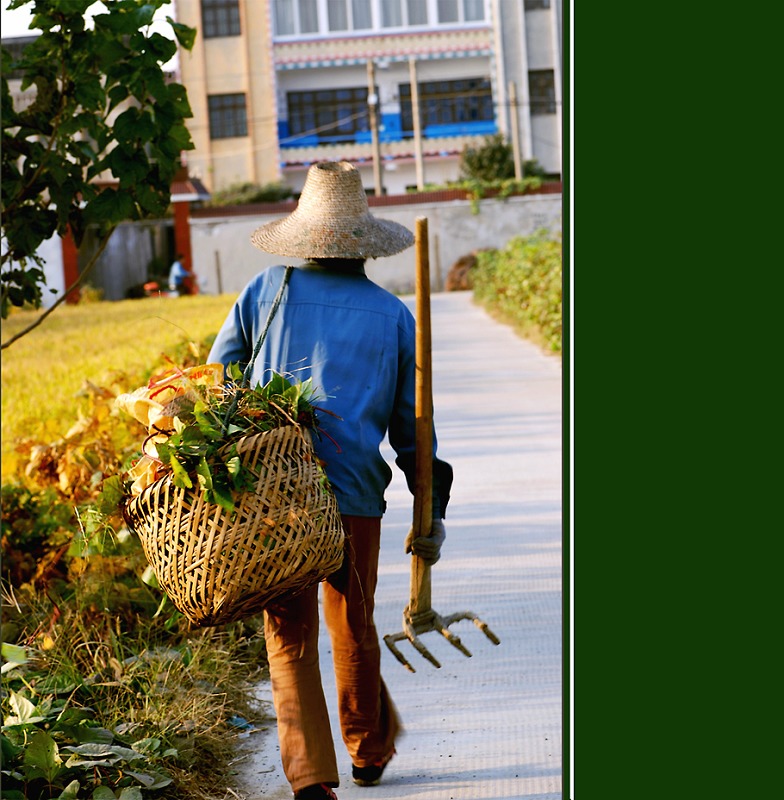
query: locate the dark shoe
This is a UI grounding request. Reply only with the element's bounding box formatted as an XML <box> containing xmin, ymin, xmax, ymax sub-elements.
<box><xmin>293</xmin><ymin>784</ymin><xmax>339</xmax><ymax>800</ymax></box>
<box><xmin>351</xmin><ymin>748</ymin><xmax>395</xmax><ymax>787</ymax></box>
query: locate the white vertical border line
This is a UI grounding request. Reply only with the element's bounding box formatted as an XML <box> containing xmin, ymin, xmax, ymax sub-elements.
<box><xmin>569</xmin><ymin>0</ymin><xmax>575</xmax><ymax>795</ymax></box>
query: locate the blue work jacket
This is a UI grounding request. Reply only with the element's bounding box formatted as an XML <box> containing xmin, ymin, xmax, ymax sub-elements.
<box><xmin>208</xmin><ymin>263</ymin><xmax>452</xmax><ymax>518</ymax></box>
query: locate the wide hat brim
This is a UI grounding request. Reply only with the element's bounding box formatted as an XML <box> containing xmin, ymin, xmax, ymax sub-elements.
<box><xmin>250</xmin><ymin>161</ymin><xmax>414</xmax><ymax>259</ymax></box>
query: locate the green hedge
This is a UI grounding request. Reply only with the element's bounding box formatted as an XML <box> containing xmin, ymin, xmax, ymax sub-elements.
<box><xmin>472</xmin><ymin>230</ymin><xmax>562</xmax><ymax>355</ymax></box>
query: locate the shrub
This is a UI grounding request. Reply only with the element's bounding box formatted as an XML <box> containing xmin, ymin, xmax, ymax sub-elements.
<box><xmin>522</xmin><ymin>158</ymin><xmax>548</xmax><ymax>179</ymax></box>
<box><xmin>472</xmin><ymin>230</ymin><xmax>562</xmax><ymax>354</ymax></box>
<box><xmin>460</xmin><ymin>133</ymin><xmax>515</xmax><ymax>182</ymax></box>
<box><xmin>207</xmin><ymin>181</ymin><xmax>294</xmax><ymax>207</ymax></box>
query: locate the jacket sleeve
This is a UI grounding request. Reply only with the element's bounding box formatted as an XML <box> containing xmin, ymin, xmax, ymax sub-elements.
<box><xmin>393</xmin><ymin>451</ymin><xmax>453</xmax><ymax>519</ymax></box>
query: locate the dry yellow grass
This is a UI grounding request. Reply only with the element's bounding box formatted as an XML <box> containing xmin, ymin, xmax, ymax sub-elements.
<box><xmin>1</xmin><ymin>294</ymin><xmax>238</xmax><ymax>481</ymax></box>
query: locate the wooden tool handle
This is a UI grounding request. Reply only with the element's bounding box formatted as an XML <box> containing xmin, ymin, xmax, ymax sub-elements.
<box><xmin>408</xmin><ymin>216</ymin><xmax>433</xmax><ymax>617</ymax></box>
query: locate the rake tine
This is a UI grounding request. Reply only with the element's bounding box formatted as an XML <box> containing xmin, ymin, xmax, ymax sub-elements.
<box><xmin>383</xmin><ymin>630</ymin><xmax>441</xmax><ymax>672</ymax></box>
<box><xmin>430</xmin><ymin>610</ymin><xmax>473</xmax><ymax>658</ymax></box>
<box><xmin>403</xmin><ymin>616</ymin><xmax>443</xmax><ymax>669</ymax></box>
<box><xmin>440</xmin><ymin>611</ymin><xmax>502</xmax><ymax>646</ymax></box>
<box><xmin>383</xmin><ymin>631</ymin><xmax>417</xmax><ymax>673</ymax></box>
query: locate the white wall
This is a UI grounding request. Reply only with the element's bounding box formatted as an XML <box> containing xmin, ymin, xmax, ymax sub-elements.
<box><xmin>1</xmin><ymin>234</ymin><xmax>65</xmax><ymax>310</ymax></box>
<box><xmin>189</xmin><ymin>192</ymin><xmax>561</xmax><ymax>298</ymax></box>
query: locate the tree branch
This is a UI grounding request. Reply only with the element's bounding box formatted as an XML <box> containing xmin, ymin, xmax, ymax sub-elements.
<box><xmin>1</xmin><ymin>228</ymin><xmax>116</xmax><ymax>350</ymax></box>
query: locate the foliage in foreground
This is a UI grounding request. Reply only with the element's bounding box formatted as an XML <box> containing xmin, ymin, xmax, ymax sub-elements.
<box><xmin>472</xmin><ymin>230</ymin><xmax>562</xmax><ymax>354</ymax></box>
<box><xmin>1</xmin><ymin>333</ymin><xmax>268</xmax><ymax>799</ymax></box>
<box><xmin>2</xmin><ymin>594</ymin><xmax>265</xmax><ymax>800</ymax></box>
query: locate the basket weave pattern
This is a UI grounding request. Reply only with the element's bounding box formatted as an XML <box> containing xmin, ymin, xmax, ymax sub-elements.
<box><xmin>124</xmin><ymin>425</ymin><xmax>345</xmax><ymax>626</ymax></box>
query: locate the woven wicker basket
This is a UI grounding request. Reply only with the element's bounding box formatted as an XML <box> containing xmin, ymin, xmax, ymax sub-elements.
<box><xmin>123</xmin><ymin>425</ymin><xmax>345</xmax><ymax>626</ymax></box>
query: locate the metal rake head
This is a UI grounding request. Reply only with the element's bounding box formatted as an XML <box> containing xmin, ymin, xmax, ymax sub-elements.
<box><xmin>383</xmin><ymin>608</ymin><xmax>500</xmax><ymax>673</ymax></box>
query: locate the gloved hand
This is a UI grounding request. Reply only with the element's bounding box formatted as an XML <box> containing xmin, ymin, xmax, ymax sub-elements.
<box><xmin>405</xmin><ymin>519</ymin><xmax>446</xmax><ymax>566</ymax></box>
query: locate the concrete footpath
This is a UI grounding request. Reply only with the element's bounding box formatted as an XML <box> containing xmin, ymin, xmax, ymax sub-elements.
<box><xmin>232</xmin><ymin>290</ymin><xmax>563</xmax><ymax>800</ymax></box>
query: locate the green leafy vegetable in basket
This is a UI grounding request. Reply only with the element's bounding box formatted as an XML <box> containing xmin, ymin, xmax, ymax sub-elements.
<box><xmin>115</xmin><ymin>363</ymin><xmax>329</xmax><ymax>512</ymax></box>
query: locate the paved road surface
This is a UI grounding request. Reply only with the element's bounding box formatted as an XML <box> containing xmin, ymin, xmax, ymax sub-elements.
<box><xmin>232</xmin><ymin>290</ymin><xmax>563</xmax><ymax>800</ymax></box>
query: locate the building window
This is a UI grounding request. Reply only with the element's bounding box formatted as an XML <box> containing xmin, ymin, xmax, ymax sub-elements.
<box><xmin>328</xmin><ymin>0</ymin><xmax>349</xmax><ymax>30</ymax></box>
<box><xmin>201</xmin><ymin>0</ymin><xmax>241</xmax><ymax>38</ymax></box>
<box><xmin>353</xmin><ymin>0</ymin><xmax>373</xmax><ymax>29</ymax></box>
<box><xmin>286</xmin><ymin>87</ymin><xmax>369</xmax><ymax>141</ymax></box>
<box><xmin>463</xmin><ymin>0</ymin><xmax>485</xmax><ymax>21</ymax></box>
<box><xmin>326</xmin><ymin>0</ymin><xmax>372</xmax><ymax>30</ymax></box>
<box><xmin>437</xmin><ymin>0</ymin><xmax>458</xmax><ymax>23</ymax></box>
<box><xmin>208</xmin><ymin>93</ymin><xmax>248</xmax><ymax>139</ymax></box>
<box><xmin>273</xmin><ymin>0</ymin><xmax>318</xmax><ymax>34</ymax></box>
<box><xmin>400</xmin><ymin>77</ymin><xmax>494</xmax><ymax>132</ymax></box>
<box><xmin>524</xmin><ymin>0</ymin><xmax>551</xmax><ymax>9</ymax></box>
<box><xmin>528</xmin><ymin>70</ymin><xmax>556</xmax><ymax>114</ymax></box>
<box><xmin>406</xmin><ymin>0</ymin><xmax>428</xmax><ymax>25</ymax></box>
<box><xmin>380</xmin><ymin>0</ymin><xmax>403</xmax><ymax>27</ymax></box>
<box><xmin>437</xmin><ymin>0</ymin><xmax>485</xmax><ymax>24</ymax></box>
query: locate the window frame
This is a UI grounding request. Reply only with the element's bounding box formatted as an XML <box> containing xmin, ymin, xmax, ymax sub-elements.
<box><xmin>528</xmin><ymin>69</ymin><xmax>557</xmax><ymax>115</ymax></box>
<box><xmin>285</xmin><ymin>86</ymin><xmax>370</xmax><ymax>143</ymax></box>
<box><xmin>201</xmin><ymin>0</ymin><xmax>242</xmax><ymax>38</ymax></box>
<box><xmin>207</xmin><ymin>92</ymin><xmax>249</xmax><ymax>139</ymax></box>
<box><xmin>399</xmin><ymin>76</ymin><xmax>494</xmax><ymax>134</ymax></box>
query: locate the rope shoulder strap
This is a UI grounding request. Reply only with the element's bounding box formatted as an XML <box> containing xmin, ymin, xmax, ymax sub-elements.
<box><xmin>242</xmin><ymin>265</ymin><xmax>294</xmax><ymax>389</ymax></box>
<box><xmin>222</xmin><ymin>265</ymin><xmax>293</xmax><ymax>434</ymax></box>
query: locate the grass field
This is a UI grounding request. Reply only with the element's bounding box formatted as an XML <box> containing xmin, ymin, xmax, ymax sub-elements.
<box><xmin>1</xmin><ymin>293</ymin><xmax>239</xmax><ymax>480</ymax></box>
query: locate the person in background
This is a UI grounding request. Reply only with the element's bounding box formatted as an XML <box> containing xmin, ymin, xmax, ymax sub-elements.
<box><xmin>207</xmin><ymin>161</ymin><xmax>453</xmax><ymax>800</ymax></box>
<box><xmin>168</xmin><ymin>253</ymin><xmax>189</xmax><ymax>295</ymax></box>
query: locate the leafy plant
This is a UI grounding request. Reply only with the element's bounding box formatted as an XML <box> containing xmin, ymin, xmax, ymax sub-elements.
<box><xmin>1</xmin><ymin>0</ymin><xmax>196</xmax><ymax>330</ymax></box>
<box><xmin>457</xmin><ymin>175</ymin><xmax>543</xmax><ymax>214</ymax></box>
<box><xmin>472</xmin><ymin>229</ymin><xmax>562</xmax><ymax>354</ymax></box>
<box><xmin>1</xmin><ymin>605</ymin><xmax>265</xmax><ymax>799</ymax></box>
<box><xmin>459</xmin><ymin>132</ymin><xmax>516</xmax><ymax>182</ymax></box>
<box><xmin>115</xmin><ymin>364</ymin><xmax>327</xmax><ymax>512</ymax></box>
<box><xmin>522</xmin><ymin>158</ymin><xmax>548</xmax><ymax>179</ymax></box>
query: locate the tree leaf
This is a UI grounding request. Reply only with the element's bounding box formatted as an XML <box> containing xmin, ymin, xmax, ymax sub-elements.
<box><xmin>167</xmin><ymin>18</ymin><xmax>196</xmax><ymax>51</ymax></box>
<box><xmin>1</xmin><ymin>643</ymin><xmax>28</xmax><ymax>666</ymax></box>
<box><xmin>56</xmin><ymin>779</ymin><xmax>82</xmax><ymax>799</ymax></box>
<box><xmin>83</xmin><ymin>188</ymin><xmax>136</xmax><ymax>226</ymax></box>
<box><xmin>89</xmin><ymin>786</ymin><xmax>117</xmax><ymax>800</ymax></box>
<box><xmin>22</xmin><ymin>730</ymin><xmax>63</xmax><ymax>783</ymax></box>
<box><xmin>209</xmin><ymin>478</ymin><xmax>236</xmax><ymax>513</ymax></box>
<box><xmin>1</xmin><ymin>731</ymin><xmax>22</xmax><ymax>762</ymax></box>
<box><xmin>117</xmin><ymin>787</ymin><xmax>145</xmax><ymax>800</ymax></box>
<box><xmin>169</xmin><ymin>456</ymin><xmax>193</xmax><ymax>489</ymax></box>
<box><xmin>130</xmin><ymin>737</ymin><xmax>160</xmax><ymax>755</ymax></box>
<box><xmin>196</xmin><ymin>456</ymin><xmax>213</xmax><ymax>493</ymax></box>
<box><xmin>6</xmin><ymin>691</ymin><xmax>43</xmax><ymax>725</ymax></box>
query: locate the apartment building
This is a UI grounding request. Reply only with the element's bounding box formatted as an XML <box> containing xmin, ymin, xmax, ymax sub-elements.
<box><xmin>174</xmin><ymin>0</ymin><xmax>562</xmax><ymax>195</ymax></box>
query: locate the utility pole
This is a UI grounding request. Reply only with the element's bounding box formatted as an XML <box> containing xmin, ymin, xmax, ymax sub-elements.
<box><xmin>367</xmin><ymin>59</ymin><xmax>383</xmax><ymax>196</ymax></box>
<box><xmin>509</xmin><ymin>80</ymin><xmax>523</xmax><ymax>180</ymax></box>
<box><xmin>409</xmin><ymin>56</ymin><xmax>425</xmax><ymax>190</ymax></box>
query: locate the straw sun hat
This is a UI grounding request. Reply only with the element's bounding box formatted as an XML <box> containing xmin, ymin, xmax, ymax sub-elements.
<box><xmin>250</xmin><ymin>161</ymin><xmax>414</xmax><ymax>259</ymax></box>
